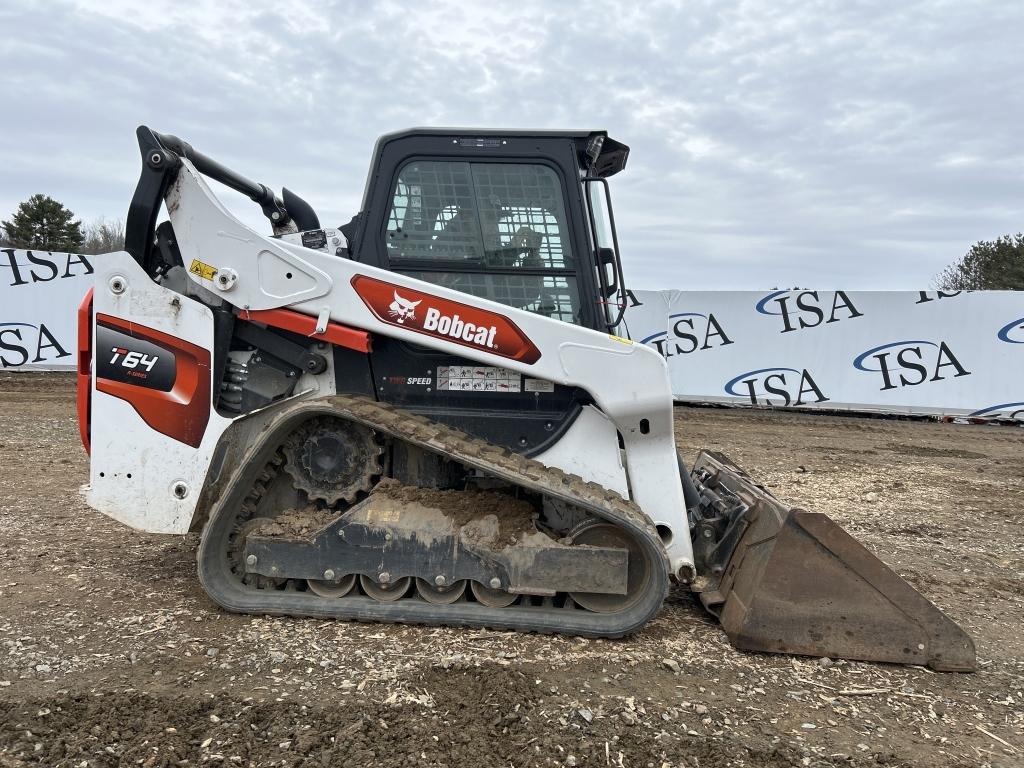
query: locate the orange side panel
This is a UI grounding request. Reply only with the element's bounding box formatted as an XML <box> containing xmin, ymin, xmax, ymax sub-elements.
<box><xmin>95</xmin><ymin>314</ymin><xmax>211</xmax><ymax>448</ymax></box>
<box><xmin>244</xmin><ymin>308</ymin><xmax>372</xmax><ymax>354</ymax></box>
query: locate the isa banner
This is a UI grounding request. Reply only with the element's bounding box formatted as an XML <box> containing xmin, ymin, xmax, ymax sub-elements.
<box><xmin>625</xmin><ymin>289</ymin><xmax>1024</xmax><ymax>421</ymax></box>
<box><xmin>0</xmin><ymin>249</ymin><xmax>94</xmax><ymax>370</ymax></box>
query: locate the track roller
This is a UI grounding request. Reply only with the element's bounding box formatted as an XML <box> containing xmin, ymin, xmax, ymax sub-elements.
<box><xmin>307</xmin><ymin>574</ymin><xmax>357</xmax><ymax>598</ymax></box>
<box><xmin>416</xmin><ymin>578</ymin><xmax>467</xmax><ymax>604</ymax></box>
<box><xmin>360</xmin><ymin>574</ymin><xmax>412</xmax><ymax>602</ymax></box>
<box><xmin>470</xmin><ymin>581</ymin><xmax>518</xmax><ymax>608</ymax></box>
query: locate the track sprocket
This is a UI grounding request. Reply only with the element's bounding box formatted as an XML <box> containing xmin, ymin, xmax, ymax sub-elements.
<box><xmin>281</xmin><ymin>416</ymin><xmax>383</xmax><ymax>504</ymax></box>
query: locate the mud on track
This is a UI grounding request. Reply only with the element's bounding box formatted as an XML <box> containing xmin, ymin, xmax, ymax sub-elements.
<box><xmin>0</xmin><ymin>373</ymin><xmax>1021</xmax><ymax>767</ymax></box>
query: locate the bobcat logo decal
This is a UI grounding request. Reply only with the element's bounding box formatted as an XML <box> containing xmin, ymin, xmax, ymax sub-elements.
<box><xmin>388</xmin><ymin>291</ymin><xmax>421</xmax><ymax>324</ymax></box>
<box><xmin>352</xmin><ymin>275</ymin><xmax>542</xmax><ymax>364</ymax></box>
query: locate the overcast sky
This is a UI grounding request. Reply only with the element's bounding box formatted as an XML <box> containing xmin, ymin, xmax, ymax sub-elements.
<box><xmin>2</xmin><ymin>0</ymin><xmax>1022</xmax><ymax>289</ymax></box>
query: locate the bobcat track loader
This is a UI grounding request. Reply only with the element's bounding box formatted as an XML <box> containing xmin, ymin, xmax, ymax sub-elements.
<box><xmin>76</xmin><ymin>126</ymin><xmax>975</xmax><ymax>671</ymax></box>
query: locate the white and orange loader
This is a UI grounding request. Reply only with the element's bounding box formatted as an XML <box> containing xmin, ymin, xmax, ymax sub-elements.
<box><xmin>76</xmin><ymin>125</ymin><xmax>974</xmax><ymax>671</ymax></box>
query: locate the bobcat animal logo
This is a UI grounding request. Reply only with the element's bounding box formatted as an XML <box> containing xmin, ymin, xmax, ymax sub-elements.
<box><xmin>388</xmin><ymin>291</ymin><xmax>422</xmax><ymax>324</ymax></box>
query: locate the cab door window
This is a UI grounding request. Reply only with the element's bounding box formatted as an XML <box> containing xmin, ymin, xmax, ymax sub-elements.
<box><xmin>385</xmin><ymin>161</ymin><xmax>581</xmax><ymax>324</ymax></box>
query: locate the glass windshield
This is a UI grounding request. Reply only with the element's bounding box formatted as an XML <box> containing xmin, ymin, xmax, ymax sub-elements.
<box><xmin>385</xmin><ymin>160</ymin><xmax>583</xmax><ymax>325</ymax></box>
<box><xmin>386</xmin><ymin>161</ymin><xmax>574</xmax><ymax>269</ymax></box>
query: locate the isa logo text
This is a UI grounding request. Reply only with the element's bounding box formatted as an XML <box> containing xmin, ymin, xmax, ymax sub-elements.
<box><xmin>724</xmin><ymin>367</ymin><xmax>829</xmax><ymax>407</ymax></box>
<box><xmin>0</xmin><ymin>322</ymin><xmax>71</xmax><ymax>367</ymax></box>
<box><xmin>853</xmin><ymin>340</ymin><xmax>970</xmax><ymax>392</ymax></box>
<box><xmin>755</xmin><ymin>290</ymin><xmax>863</xmax><ymax>334</ymax></box>
<box><xmin>641</xmin><ymin>312</ymin><xmax>733</xmax><ymax>358</ymax></box>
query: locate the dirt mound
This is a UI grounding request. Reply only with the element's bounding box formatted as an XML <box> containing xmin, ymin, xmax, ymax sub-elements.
<box><xmin>256</xmin><ymin>507</ymin><xmax>339</xmax><ymax>538</ymax></box>
<box><xmin>0</xmin><ymin>664</ymin><xmax>828</xmax><ymax>768</ymax></box>
<box><xmin>255</xmin><ymin>479</ymin><xmax>540</xmax><ymax>546</ymax></box>
<box><xmin>374</xmin><ymin>478</ymin><xmax>537</xmax><ymax>525</ymax></box>
<box><xmin>372</xmin><ymin>480</ymin><xmax>541</xmax><ymax>547</ymax></box>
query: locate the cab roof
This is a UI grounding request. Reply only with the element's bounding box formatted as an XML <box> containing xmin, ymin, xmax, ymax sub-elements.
<box><xmin>373</xmin><ymin>127</ymin><xmax>630</xmax><ymax>177</ymax></box>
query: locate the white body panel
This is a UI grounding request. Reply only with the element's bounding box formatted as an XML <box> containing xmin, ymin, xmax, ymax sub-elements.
<box><xmin>85</xmin><ymin>255</ymin><xmax>233</xmax><ymax>533</ymax></box>
<box><xmin>533</xmin><ymin>405</ymin><xmax>629</xmax><ymax>498</ymax></box>
<box><xmin>88</xmin><ymin>160</ymin><xmax>695</xmax><ymax>574</ymax></box>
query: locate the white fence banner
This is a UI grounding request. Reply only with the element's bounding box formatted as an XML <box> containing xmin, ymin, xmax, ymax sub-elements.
<box><xmin>1</xmin><ymin>249</ymin><xmax>94</xmax><ymax>370</ymax></box>
<box><xmin>2</xmin><ymin>249</ymin><xmax>1022</xmax><ymax>421</ymax></box>
<box><xmin>625</xmin><ymin>289</ymin><xmax>1024</xmax><ymax>421</ymax></box>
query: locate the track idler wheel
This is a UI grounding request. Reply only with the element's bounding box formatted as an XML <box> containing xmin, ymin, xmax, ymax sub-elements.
<box><xmin>567</xmin><ymin>521</ymin><xmax>654</xmax><ymax>614</ymax></box>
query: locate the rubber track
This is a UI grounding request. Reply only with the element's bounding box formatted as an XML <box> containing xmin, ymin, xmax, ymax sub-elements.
<box><xmin>197</xmin><ymin>394</ymin><xmax>671</xmax><ymax>638</ymax></box>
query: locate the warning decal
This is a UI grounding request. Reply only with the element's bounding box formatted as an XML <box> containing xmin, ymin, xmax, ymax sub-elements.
<box><xmin>437</xmin><ymin>365</ymin><xmax>522</xmax><ymax>393</ymax></box>
<box><xmin>188</xmin><ymin>259</ymin><xmax>217</xmax><ymax>280</ymax></box>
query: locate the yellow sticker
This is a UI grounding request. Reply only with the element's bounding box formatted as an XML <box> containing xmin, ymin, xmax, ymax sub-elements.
<box><xmin>189</xmin><ymin>258</ymin><xmax>217</xmax><ymax>280</ymax></box>
<box><xmin>608</xmin><ymin>334</ymin><xmax>634</xmax><ymax>345</ymax></box>
<box><xmin>366</xmin><ymin>508</ymin><xmax>401</xmax><ymax>524</ymax></box>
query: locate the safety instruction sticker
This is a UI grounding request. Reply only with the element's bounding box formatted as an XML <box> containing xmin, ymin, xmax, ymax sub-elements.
<box><xmin>189</xmin><ymin>259</ymin><xmax>217</xmax><ymax>280</ymax></box>
<box><xmin>437</xmin><ymin>365</ymin><xmax>522</xmax><ymax>393</ymax></box>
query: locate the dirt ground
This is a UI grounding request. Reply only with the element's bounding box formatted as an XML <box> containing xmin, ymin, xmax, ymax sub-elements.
<box><xmin>0</xmin><ymin>373</ymin><xmax>1021</xmax><ymax>768</ymax></box>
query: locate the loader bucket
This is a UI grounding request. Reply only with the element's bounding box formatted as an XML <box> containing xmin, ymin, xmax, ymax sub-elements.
<box><xmin>689</xmin><ymin>451</ymin><xmax>976</xmax><ymax>672</ymax></box>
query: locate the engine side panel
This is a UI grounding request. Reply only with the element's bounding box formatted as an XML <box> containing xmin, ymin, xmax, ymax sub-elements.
<box><xmin>367</xmin><ymin>335</ymin><xmax>583</xmax><ymax>455</ymax></box>
<box><xmin>86</xmin><ymin>253</ymin><xmax>233</xmax><ymax>533</ymax></box>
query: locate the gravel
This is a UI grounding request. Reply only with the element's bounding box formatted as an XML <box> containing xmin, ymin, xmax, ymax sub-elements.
<box><xmin>0</xmin><ymin>373</ymin><xmax>1021</xmax><ymax>766</ymax></box>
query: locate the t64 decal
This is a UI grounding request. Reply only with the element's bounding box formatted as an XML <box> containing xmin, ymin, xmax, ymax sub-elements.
<box><xmin>95</xmin><ymin>314</ymin><xmax>211</xmax><ymax>448</ymax></box>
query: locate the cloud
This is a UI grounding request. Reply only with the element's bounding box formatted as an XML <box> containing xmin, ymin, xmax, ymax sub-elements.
<box><xmin>2</xmin><ymin>0</ymin><xmax>1022</xmax><ymax>289</ymax></box>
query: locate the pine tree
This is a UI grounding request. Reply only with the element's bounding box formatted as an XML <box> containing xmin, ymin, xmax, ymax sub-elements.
<box><xmin>936</xmin><ymin>234</ymin><xmax>1024</xmax><ymax>291</ymax></box>
<box><xmin>1</xmin><ymin>194</ymin><xmax>85</xmax><ymax>252</ymax></box>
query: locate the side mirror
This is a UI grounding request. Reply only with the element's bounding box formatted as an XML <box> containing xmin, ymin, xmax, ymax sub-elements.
<box><xmin>582</xmin><ymin>175</ymin><xmax>627</xmax><ymax>328</ymax></box>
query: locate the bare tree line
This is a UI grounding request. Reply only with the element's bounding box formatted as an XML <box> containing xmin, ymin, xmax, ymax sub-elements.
<box><xmin>79</xmin><ymin>217</ymin><xmax>125</xmax><ymax>255</ymax></box>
